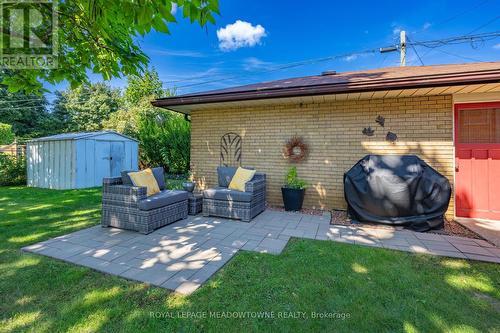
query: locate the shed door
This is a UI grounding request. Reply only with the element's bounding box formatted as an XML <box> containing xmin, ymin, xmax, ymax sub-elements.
<box><xmin>110</xmin><ymin>142</ymin><xmax>124</xmax><ymax>177</ymax></box>
<box><xmin>455</xmin><ymin>102</ymin><xmax>500</xmax><ymax>220</ymax></box>
<box><xmin>95</xmin><ymin>141</ymin><xmax>111</xmax><ymax>183</ymax></box>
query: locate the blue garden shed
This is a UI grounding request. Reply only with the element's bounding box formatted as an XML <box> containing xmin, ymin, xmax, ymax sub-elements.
<box><xmin>27</xmin><ymin>131</ymin><xmax>138</xmax><ymax>189</ymax></box>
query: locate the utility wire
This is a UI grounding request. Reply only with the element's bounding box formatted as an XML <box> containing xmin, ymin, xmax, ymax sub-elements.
<box><xmin>168</xmin><ymin>49</ymin><xmax>381</xmax><ymax>89</ymax></box>
<box><xmin>410</xmin><ymin>31</ymin><xmax>500</xmax><ymax>48</ymax></box>
<box><xmin>1</xmin><ymin>31</ymin><xmax>499</xmax><ymax>107</ymax></box>
<box><xmin>430</xmin><ymin>48</ymin><xmax>484</xmax><ymax>62</ymax></box>
<box><xmin>406</xmin><ymin>36</ymin><xmax>425</xmax><ymax>66</ymax></box>
<box><xmin>468</xmin><ymin>16</ymin><xmax>500</xmax><ymax>34</ymax></box>
<box><xmin>421</xmin><ymin>0</ymin><xmax>492</xmax><ymax>32</ymax></box>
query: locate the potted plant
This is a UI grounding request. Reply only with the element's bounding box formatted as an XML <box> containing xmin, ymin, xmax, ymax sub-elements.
<box><xmin>182</xmin><ymin>171</ymin><xmax>195</xmax><ymax>192</ymax></box>
<box><xmin>281</xmin><ymin>166</ymin><xmax>308</xmax><ymax>211</ymax></box>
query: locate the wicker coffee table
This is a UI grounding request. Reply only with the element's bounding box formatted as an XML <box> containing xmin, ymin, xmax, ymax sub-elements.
<box><xmin>188</xmin><ymin>192</ymin><xmax>203</xmax><ymax>215</ymax></box>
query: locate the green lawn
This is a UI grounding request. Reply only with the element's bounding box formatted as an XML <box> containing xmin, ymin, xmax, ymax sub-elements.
<box><xmin>0</xmin><ymin>187</ymin><xmax>499</xmax><ymax>333</ymax></box>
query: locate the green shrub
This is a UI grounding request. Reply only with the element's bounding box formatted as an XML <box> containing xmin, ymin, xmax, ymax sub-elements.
<box><xmin>137</xmin><ymin>110</ymin><xmax>190</xmax><ymax>174</ymax></box>
<box><xmin>285</xmin><ymin>166</ymin><xmax>308</xmax><ymax>189</ymax></box>
<box><xmin>0</xmin><ymin>153</ymin><xmax>26</xmax><ymax>186</ymax></box>
<box><xmin>0</xmin><ymin>123</ymin><xmax>15</xmax><ymax>145</ymax></box>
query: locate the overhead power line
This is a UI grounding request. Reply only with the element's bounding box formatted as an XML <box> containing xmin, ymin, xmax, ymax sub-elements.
<box><xmin>0</xmin><ymin>31</ymin><xmax>499</xmax><ymax>108</ymax></box>
<box><xmin>174</xmin><ymin>49</ymin><xmax>381</xmax><ymax>89</ymax></box>
<box><xmin>468</xmin><ymin>16</ymin><xmax>500</xmax><ymax>34</ymax></box>
<box><xmin>409</xmin><ymin>31</ymin><xmax>500</xmax><ymax>48</ymax></box>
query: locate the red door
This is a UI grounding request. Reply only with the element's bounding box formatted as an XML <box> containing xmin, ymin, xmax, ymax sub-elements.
<box><xmin>455</xmin><ymin>102</ymin><xmax>500</xmax><ymax>220</ymax></box>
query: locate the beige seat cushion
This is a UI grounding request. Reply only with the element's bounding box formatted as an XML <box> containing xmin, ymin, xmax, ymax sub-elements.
<box><xmin>228</xmin><ymin>167</ymin><xmax>256</xmax><ymax>192</ymax></box>
<box><xmin>128</xmin><ymin>168</ymin><xmax>160</xmax><ymax>196</ymax></box>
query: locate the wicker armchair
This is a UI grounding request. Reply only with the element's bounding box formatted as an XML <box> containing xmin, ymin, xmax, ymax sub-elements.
<box><xmin>202</xmin><ymin>167</ymin><xmax>266</xmax><ymax>222</ymax></box>
<box><xmin>101</xmin><ymin>176</ymin><xmax>188</xmax><ymax>234</ymax></box>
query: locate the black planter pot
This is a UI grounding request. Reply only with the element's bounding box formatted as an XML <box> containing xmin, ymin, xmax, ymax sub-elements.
<box><xmin>281</xmin><ymin>187</ymin><xmax>305</xmax><ymax>211</ymax></box>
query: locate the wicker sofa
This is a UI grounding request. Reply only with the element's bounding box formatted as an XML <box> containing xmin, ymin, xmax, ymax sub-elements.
<box><xmin>101</xmin><ymin>167</ymin><xmax>188</xmax><ymax>234</ymax></box>
<box><xmin>202</xmin><ymin>167</ymin><xmax>266</xmax><ymax>222</ymax></box>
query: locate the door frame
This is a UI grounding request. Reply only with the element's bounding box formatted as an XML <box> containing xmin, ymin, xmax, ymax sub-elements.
<box><xmin>454</xmin><ymin>101</ymin><xmax>500</xmax><ymax>219</ymax></box>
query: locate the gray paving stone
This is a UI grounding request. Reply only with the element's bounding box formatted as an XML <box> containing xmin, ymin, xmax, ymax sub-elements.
<box><xmin>199</xmin><ymin>238</ymin><xmax>221</xmax><ymax>249</ymax></box>
<box><xmin>278</xmin><ymin>234</ymin><xmax>291</xmax><ymax>242</ymax></box>
<box><xmin>255</xmin><ymin>238</ymin><xmax>288</xmax><ymax>254</ymax></box>
<box><xmin>414</xmin><ymin>233</ymin><xmax>445</xmax><ymax>241</ymax></box>
<box><xmin>245</xmin><ymin>228</ymin><xmax>271</xmax><ymax>236</ymax></box>
<box><xmin>483</xmin><ymin>246</ymin><xmax>500</xmax><ymax>257</ymax></box>
<box><xmin>162</xmin><ymin>266</ymin><xmax>201</xmax><ymax>290</ymax></box>
<box><xmin>243</xmin><ymin>233</ymin><xmax>266</xmax><ymax>242</ymax></box>
<box><xmin>421</xmin><ymin>240</ymin><xmax>458</xmax><ymax>251</ymax></box>
<box><xmin>426</xmin><ymin>250</ymin><xmax>467</xmax><ymax>259</ymax></box>
<box><xmin>87</xmin><ymin>245</ymin><xmax>132</xmax><ymax>261</ymax></box>
<box><xmin>220</xmin><ymin>237</ymin><xmax>248</xmax><ymax>249</ymax></box>
<box><xmin>239</xmin><ymin>240</ymin><xmax>259</xmax><ymax>251</ymax></box>
<box><xmin>253</xmin><ymin>246</ymin><xmax>283</xmax><ymax>255</ymax></box>
<box><xmin>464</xmin><ymin>253</ymin><xmax>500</xmax><ymax>263</ymax></box>
<box><xmin>442</xmin><ymin>236</ymin><xmax>479</xmax><ymax>246</ymax></box>
<box><xmin>381</xmin><ymin>238</ymin><xmax>411</xmax><ymax>246</ymax></box>
<box><xmin>25</xmin><ymin>209</ymin><xmax>500</xmax><ymax>296</ymax></box>
<box><xmin>122</xmin><ymin>265</ymin><xmax>175</xmax><ymax>286</ymax></box>
<box><xmin>453</xmin><ymin>244</ymin><xmax>496</xmax><ymax>256</ymax></box>
<box><xmin>302</xmin><ymin>229</ymin><xmax>318</xmax><ymax>239</ymax></box>
<box><xmin>472</xmin><ymin>239</ymin><xmax>496</xmax><ymax>248</ymax></box>
<box><xmin>281</xmin><ymin>228</ymin><xmax>305</xmax><ymax>237</ymax></box>
<box><xmin>315</xmin><ymin>234</ymin><xmax>329</xmax><ymax>241</ymax></box>
<box><xmin>76</xmin><ymin>256</ymin><xmax>131</xmax><ymax>275</ymax></box>
<box><xmin>382</xmin><ymin>244</ymin><xmax>412</xmax><ymax>252</ymax></box>
<box><xmin>42</xmin><ymin>245</ymin><xmax>91</xmax><ymax>259</ymax></box>
<box><xmin>22</xmin><ymin>243</ymin><xmax>49</xmax><ymax>253</ymax></box>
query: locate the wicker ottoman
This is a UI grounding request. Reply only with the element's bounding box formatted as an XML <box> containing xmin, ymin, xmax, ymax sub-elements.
<box><xmin>188</xmin><ymin>192</ymin><xmax>203</xmax><ymax>215</ymax></box>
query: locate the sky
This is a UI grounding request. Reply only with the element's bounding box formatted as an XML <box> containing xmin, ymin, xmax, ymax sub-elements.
<box><xmin>48</xmin><ymin>0</ymin><xmax>500</xmax><ymax>99</ymax></box>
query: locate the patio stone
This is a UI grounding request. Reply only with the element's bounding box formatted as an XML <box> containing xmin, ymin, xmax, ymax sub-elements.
<box><xmin>426</xmin><ymin>250</ymin><xmax>467</xmax><ymax>259</ymax></box>
<box><xmin>162</xmin><ymin>267</ymin><xmax>202</xmax><ymax>290</ymax></box>
<box><xmin>414</xmin><ymin>233</ymin><xmax>445</xmax><ymax>241</ymax></box>
<box><xmin>76</xmin><ymin>256</ymin><xmax>131</xmax><ymax>275</ymax></box>
<box><xmin>241</xmin><ymin>240</ymin><xmax>261</xmax><ymax>251</ymax></box>
<box><xmin>122</xmin><ymin>265</ymin><xmax>176</xmax><ymax>286</ymax></box>
<box><xmin>281</xmin><ymin>228</ymin><xmax>305</xmax><ymax>237</ymax></box>
<box><xmin>453</xmin><ymin>244</ymin><xmax>496</xmax><ymax>256</ymax></box>
<box><xmin>464</xmin><ymin>254</ymin><xmax>500</xmax><ymax>264</ymax></box>
<box><xmin>22</xmin><ymin>209</ymin><xmax>500</xmax><ymax>296</ymax></box>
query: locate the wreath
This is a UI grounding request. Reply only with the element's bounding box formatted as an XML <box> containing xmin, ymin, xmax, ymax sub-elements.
<box><xmin>283</xmin><ymin>136</ymin><xmax>308</xmax><ymax>163</ymax></box>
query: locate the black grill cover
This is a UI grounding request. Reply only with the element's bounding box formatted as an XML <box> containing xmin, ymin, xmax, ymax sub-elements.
<box><xmin>344</xmin><ymin>155</ymin><xmax>451</xmax><ymax>231</ymax></box>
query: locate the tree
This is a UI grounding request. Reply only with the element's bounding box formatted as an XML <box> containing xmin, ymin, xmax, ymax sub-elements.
<box><xmin>53</xmin><ymin>83</ymin><xmax>121</xmax><ymax>132</ymax></box>
<box><xmin>4</xmin><ymin>0</ymin><xmax>219</xmax><ymax>93</ymax></box>
<box><xmin>0</xmin><ymin>72</ymin><xmax>50</xmax><ymax>138</ymax></box>
<box><xmin>103</xmin><ymin>68</ymin><xmax>174</xmax><ymax>137</ymax></box>
<box><xmin>137</xmin><ymin>110</ymin><xmax>190</xmax><ymax>174</ymax></box>
<box><xmin>0</xmin><ymin>123</ymin><xmax>15</xmax><ymax>144</ymax></box>
<box><xmin>123</xmin><ymin>68</ymin><xmax>167</xmax><ymax>106</ymax></box>
<box><xmin>103</xmin><ymin>68</ymin><xmax>190</xmax><ymax>174</ymax></box>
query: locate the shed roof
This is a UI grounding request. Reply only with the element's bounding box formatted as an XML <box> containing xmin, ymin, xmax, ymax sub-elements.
<box><xmin>152</xmin><ymin>62</ymin><xmax>500</xmax><ymax>111</ymax></box>
<box><xmin>29</xmin><ymin>131</ymin><xmax>138</xmax><ymax>142</ymax></box>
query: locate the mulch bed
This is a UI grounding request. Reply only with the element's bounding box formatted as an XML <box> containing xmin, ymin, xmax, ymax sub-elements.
<box><xmin>330</xmin><ymin>209</ymin><xmax>484</xmax><ymax>240</ymax></box>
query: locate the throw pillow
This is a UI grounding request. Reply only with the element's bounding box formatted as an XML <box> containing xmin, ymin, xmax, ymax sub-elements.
<box><xmin>228</xmin><ymin>167</ymin><xmax>256</xmax><ymax>192</ymax></box>
<box><xmin>128</xmin><ymin>168</ymin><xmax>160</xmax><ymax>196</ymax></box>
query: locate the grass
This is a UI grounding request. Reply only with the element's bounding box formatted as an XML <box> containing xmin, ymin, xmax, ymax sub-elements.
<box><xmin>0</xmin><ymin>186</ymin><xmax>499</xmax><ymax>332</ymax></box>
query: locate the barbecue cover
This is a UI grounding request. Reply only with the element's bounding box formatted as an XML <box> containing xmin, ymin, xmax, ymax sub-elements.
<box><xmin>344</xmin><ymin>155</ymin><xmax>451</xmax><ymax>231</ymax></box>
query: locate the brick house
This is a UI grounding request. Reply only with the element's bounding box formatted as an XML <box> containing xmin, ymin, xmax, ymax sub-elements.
<box><xmin>153</xmin><ymin>62</ymin><xmax>500</xmax><ymax>220</ymax></box>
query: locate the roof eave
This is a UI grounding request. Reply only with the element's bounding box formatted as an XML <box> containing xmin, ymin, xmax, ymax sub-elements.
<box><xmin>152</xmin><ymin>70</ymin><xmax>500</xmax><ymax>111</ymax></box>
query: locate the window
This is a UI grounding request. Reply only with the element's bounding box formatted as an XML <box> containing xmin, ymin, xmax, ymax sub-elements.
<box><xmin>459</xmin><ymin>108</ymin><xmax>500</xmax><ymax>144</ymax></box>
